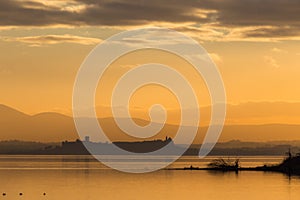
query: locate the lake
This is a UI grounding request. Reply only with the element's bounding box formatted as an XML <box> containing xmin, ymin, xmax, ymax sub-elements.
<box><xmin>0</xmin><ymin>155</ymin><xmax>299</xmax><ymax>200</ymax></box>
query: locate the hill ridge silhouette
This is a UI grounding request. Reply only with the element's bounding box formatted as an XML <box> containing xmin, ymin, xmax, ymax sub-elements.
<box><xmin>1</xmin><ymin>104</ymin><xmax>300</xmax><ymax>142</ymax></box>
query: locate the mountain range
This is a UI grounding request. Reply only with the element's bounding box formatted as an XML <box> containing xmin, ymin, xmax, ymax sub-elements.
<box><xmin>1</xmin><ymin>104</ymin><xmax>300</xmax><ymax>143</ymax></box>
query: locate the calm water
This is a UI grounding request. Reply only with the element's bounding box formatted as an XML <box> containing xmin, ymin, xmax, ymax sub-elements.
<box><xmin>1</xmin><ymin>155</ymin><xmax>300</xmax><ymax>200</ymax></box>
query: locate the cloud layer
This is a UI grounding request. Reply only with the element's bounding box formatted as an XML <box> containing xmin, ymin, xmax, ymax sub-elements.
<box><xmin>3</xmin><ymin>34</ymin><xmax>101</xmax><ymax>46</ymax></box>
<box><xmin>1</xmin><ymin>0</ymin><xmax>299</xmax><ymax>41</ymax></box>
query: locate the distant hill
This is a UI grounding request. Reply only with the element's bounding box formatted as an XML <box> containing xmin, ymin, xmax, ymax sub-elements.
<box><xmin>0</xmin><ymin>104</ymin><xmax>76</xmax><ymax>141</ymax></box>
<box><xmin>0</xmin><ymin>140</ymin><xmax>59</xmax><ymax>154</ymax></box>
<box><xmin>94</xmin><ymin>101</ymin><xmax>300</xmax><ymax>125</ymax></box>
<box><xmin>0</xmin><ymin>139</ymin><xmax>299</xmax><ymax>156</ymax></box>
<box><xmin>1</xmin><ymin>104</ymin><xmax>300</xmax><ymax>142</ymax></box>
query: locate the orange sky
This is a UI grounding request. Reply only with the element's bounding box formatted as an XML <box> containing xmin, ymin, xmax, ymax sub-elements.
<box><xmin>0</xmin><ymin>0</ymin><xmax>300</xmax><ymax>126</ymax></box>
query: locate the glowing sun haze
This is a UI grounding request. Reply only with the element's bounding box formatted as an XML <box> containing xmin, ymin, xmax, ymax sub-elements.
<box><xmin>0</xmin><ymin>0</ymin><xmax>300</xmax><ymax>127</ymax></box>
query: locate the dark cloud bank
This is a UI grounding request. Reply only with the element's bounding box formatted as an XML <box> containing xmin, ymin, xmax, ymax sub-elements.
<box><xmin>1</xmin><ymin>0</ymin><xmax>299</xmax><ymax>38</ymax></box>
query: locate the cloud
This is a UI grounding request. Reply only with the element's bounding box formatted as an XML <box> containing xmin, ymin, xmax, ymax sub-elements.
<box><xmin>206</xmin><ymin>0</ymin><xmax>300</xmax><ymax>27</ymax></box>
<box><xmin>0</xmin><ymin>0</ymin><xmax>212</xmax><ymax>26</ymax></box>
<box><xmin>264</xmin><ymin>56</ymin><xmax>280</xmax><ymax>68</ymax></box>
<box><xmin>3</xmin><ymin>34</ymin><xmax>101</xmax><ymax>46</ymax></box>
<box><xmin>209</xmin><ymin>53</ymin><xmax>223</xmax><ymax>64</ymax></box>
<box><xmin>271</xmin><ymin>48</ymin><xmax>287</xmax><ymax>53</ymax></box>
<box><xmin>174</xmin><ymin>25</ymin><xmax>300</xmax><ymax>42</ymax></box>
<box><xmin>242</xmin><ymin>26</ymin><xmax>300</xmax><ymax>39</ymax></box>
<box><xmin>0</xmin><ymin>0</ymin><xmax>299</xmax><ymax>41</ymax></box>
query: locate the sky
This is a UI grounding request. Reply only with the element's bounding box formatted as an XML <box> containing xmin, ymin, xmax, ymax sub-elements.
<box><xmin>0</xmin><ymin>0</ymin><xmax>300</xmax><ymax>125</ymax></box>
